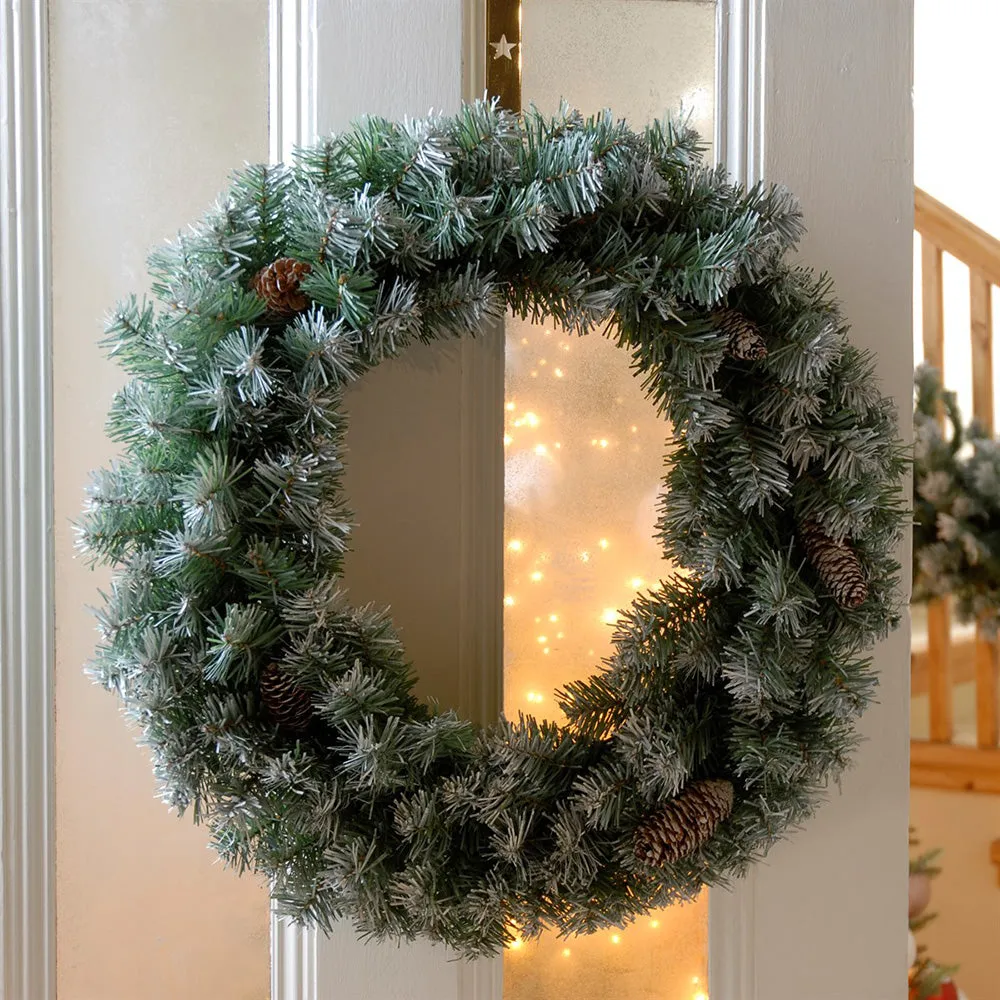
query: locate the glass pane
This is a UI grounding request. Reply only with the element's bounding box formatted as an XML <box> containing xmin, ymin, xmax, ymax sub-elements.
<box><xmin>504</xmin><ymin>2</ymin><xmax>717</xmax><ymax>998</ymax></box>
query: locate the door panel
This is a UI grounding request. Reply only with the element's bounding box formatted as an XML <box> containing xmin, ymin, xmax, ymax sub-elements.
<box><xmin>50</xmin><ymin>3</ymin><xmax>271</xmax><ymax>999</ymax></box>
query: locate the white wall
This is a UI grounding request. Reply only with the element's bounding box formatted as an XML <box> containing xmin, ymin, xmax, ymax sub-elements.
<box><xmin>914</xmin><ymin>0</ymin><xmax>1000</xmax><ymax>423</ymax></box>
<box><xmin>913</xmin><ymin>6</ymin><xmax>1000</xmax><ymax>996</ymax></box>
<box><xmin>51</xmin><ymin>3</ymin><xmax>270</xmax><ymax>998</ymax></box>
<box><xmin>910</xmin><ymin>788</ymin><xmax>1000</xmax><ymax>1000</ymax></box>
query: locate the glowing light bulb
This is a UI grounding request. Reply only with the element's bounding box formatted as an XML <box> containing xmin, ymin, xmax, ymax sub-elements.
<box><xmin>506</xmin><ymin>401</ymin><xmax>516</xmax><ymax>411</ymax></box>
<box><xmin>543</xmin><ymin>647</ymin><xmax>550</xmax><ymax>654</ymax></box>
<box><xmin>579</xmin><ymin>550</ymin><xmax>591</xmax><ymax>563</ymax></box>
<box><xmin>650</xmin><ymin>919</ymin><xmax>660</xmax><ymax>929</ymax></box>
<box><xmin>601</xmin><ymin>608</ymin><xmax>618</xmax><ymax>625</ymax></box>
<box><xmin>503</xmin><ymin>595</ymin><xmax>515</xmax><ymax>607</ymax></box>
<box><xmin>554</xmin><ymin>368</ymin><xmax>564</xmax><ymax>378</ymax></box>
<box><xmin>534</xmin><ymin>444</ymin><xmax>547</xmax><ymax>456</ymax></box>
<box><xmin>529</xmin><ymin>370</ymin><xmax>538</xmax><ymax>378</ymax></box>
<box><xmin>537</xmin><ymin>635</ymin><xmax>547</xmax><ymax>644</ymax></box>
<box><xmin>556</xmin><ymin>631</ymin><xmax>564</xmax><ymax>639</ymax></box>
<box><xmin>693</xmin><ymin>992</ymin><xmax>709</xmax><ymax>1000</ymax></box>
<box><xmin>508</xmin><ymin>539</ymin><xmax>523</xmax><ymax>553</ymax></box>
<box><xmin>611</xmin><ymin>934</ymin><xmax>621</xmax><ymax>945</ymax></box>
<box><xmin>631</xmin><ymin>424</ymin><xmax>638</xmax><ymax>433</ymax></box>
<box><xmin>561</xmin><ymin>948</ymin><xmax>571</xmax><ymax>958</ymax></box>
<box><xmin>507</xmin><ymin>937</ymin><xmax>523</xmax><ymax>951</ymax></box>
<box><xmin>554</xmin><ymin>441</ymin><xmax>562</xmax><ymax>449</ymax></box>
<box><xmin>548</xmin><ymin>614</ymin><xmax>559</xmax><ymax>622</ymax></box>
<box><xmin>523</xmin><ymin>412</ymin><xmax>539</xmax><ymax>428</ymax></box>
<box><xmin>538</xmin><ymin>358</ymin><xmax>547</xmax><ymax>366</ymax></box>
<box><xmin>598</xmin><ymin>538</ymin><xmax>609</xmax><ymax>550</ymax></box>
<box><xmin>503</xmin><ymin>434</ymin><xmax>513</xmax><ymax>446</ymax></box>
<box><xmin>520</xmin><ymin>337</ymin><xmax>529</xmax><ymax>345</ymax></box>
<box><xmin>530</xmin><ymin>571</ymin><xmax>543</xmax><ymax>582</ymax></box>
<box><xmin>526</xmin><ymin>691</ymin><xmax>543</xmax><ymax>704</ymax></box>
<box><xmin>599</xmin><ymin>438</ymin><xmax>609</xmax><ymax>448</ymax></box>
<box><xmin>630</xmin><ymin>577</ymin><xmax>644</xmax><ymax>588</ymax></box>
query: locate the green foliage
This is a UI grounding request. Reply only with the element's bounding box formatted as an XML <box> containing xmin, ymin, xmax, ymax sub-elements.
<box><xmin>79</xmin><ymin>100</ymin><xmax>906</xmax><ymax>957</ymax></box>
<box><xmin>913</xmin><ymin>363</ymin><xmax>1000</xmax><ymax>628</ymax></box>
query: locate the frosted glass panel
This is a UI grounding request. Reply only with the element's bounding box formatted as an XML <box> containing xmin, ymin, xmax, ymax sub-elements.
<box><xmin>504</xmin><ymin>3</ymin><xmax>716</xmax><ymax>998</ymax></box>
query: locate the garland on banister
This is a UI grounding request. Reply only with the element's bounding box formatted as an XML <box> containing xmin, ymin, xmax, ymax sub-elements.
<box><xmin>913</xmin><ymin>364</ymin><xmax>1000</xmax><ymax>628</ymax></box>
<box><xmin>78</xmin><ymin>100</ymin><xmax>907</xmax><ymax>956</ymax></box>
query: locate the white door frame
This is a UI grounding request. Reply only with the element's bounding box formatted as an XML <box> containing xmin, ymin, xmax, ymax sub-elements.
<box><xmin>0</xmin><ymin>3</ymin><xmax>57</xmax><ymax>1000</ymax></box>
<box><xmin>269</xmin><ymin>1</ymin><xmax>912</xmax><ymax>998</ymax></box>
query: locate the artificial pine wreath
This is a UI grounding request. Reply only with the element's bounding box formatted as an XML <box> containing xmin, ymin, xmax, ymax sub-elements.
<box><xmin>78</xmin><ymin>101</ymin><xmax>906</xmax><ymax>956</ymax></box>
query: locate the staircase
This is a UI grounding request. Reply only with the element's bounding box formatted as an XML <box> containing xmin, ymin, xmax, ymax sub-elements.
<box><xmin>912</xmin><ymin>188</ymin><xmax>1000</xmax><ymax>792</ymax></box>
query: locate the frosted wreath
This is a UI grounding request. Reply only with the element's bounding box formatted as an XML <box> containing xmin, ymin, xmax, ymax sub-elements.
<box><xmin>79</xmin><ymin>101</ymin><xmax>906</xmax><ymax>956</ymax></box>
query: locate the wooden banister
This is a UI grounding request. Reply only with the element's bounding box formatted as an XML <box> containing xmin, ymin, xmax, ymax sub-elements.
<box><xmin>911</xmin><ymin>742</ymin><xmax>1000</xmax><ymax>795</ymax></box>
<box><xmin>915</xmin><ymin>187</ymin><xmax>1000</xmax><ymax>287</ymax></box>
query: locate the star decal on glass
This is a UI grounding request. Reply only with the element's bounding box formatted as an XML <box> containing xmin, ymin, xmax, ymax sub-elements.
<box><xmin>490</xmin><ymin>34</ymin><xmax>518</xmax><ymax>61</ymax></box>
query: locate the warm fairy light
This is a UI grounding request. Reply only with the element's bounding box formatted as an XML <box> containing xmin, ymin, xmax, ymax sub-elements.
<box><xmin>631</xmin><ymin>424</ymin><xmax>638</xmax><ymax>433</ymax></box>
<box><xmin>530</xmin><ymin>370</ymin><xmax>538</xmax><ymax>378</ymax></box>
<box><xmin>556</xmin><ymin>631</ymin><xmax>564</xmax><ymax>639</ymax></box>
<box><xmin>537</xmin><ymin>635</ymin><xmax>547</xmax><ymax>644</ymax></box>
<box><xmin>548</xmin><ymin>614</ymin><xmax>559</xmax><ymax>622</ymax></box>
<box><xmin>693</xmin><ymin>993</ymin><xmax>708</xmax><ymax>1000</ymax></box>
<box><xmin>539</xmin><ymin>358</ymin><xmax>547</xmax><ymax>366</ymax></box>
<box><xmin>506</xmin><ymin>401</ymin><xmax>517</xmax><ymax>411</ymax></box>
<box><xmin>530</xmin><ymin>571</ymin><xmax>543</xmax><ymax>582</ymax></box>
<box><xmin>561</xmin><ymin>948</ymin><xmax>571</xmax><ymax>958</ymax></box>
<box><xmin>507</xmin><ymin>937</ymin><xmax>523</xmax><ymax>951</ymax></box>
<box><xmin>554</xmin><ymin>441</ymin><xmax>562</xmax><ymax>449</ymax></box>
<box><xmin>650</xmin><ymin>919</ymin><xmax>660</xmax><ymax>929</ymax></box>
<box><xmin>543</xmin><ymin>647</ymin><xmax>550</xmax><ymax>654</ymax></box>
<box><xmin>598</xmin><ymin>538</ymin><xmax>609</xmax><ymax>550</ymax></box>
<box><xmin>514</xmin><ymin>411</ymin><xmax>540</xmax><ymax>428</ymax></box>
<box><xmin>601</xmin><ymin>608</ymin><xmax>618</xmax><ymax>625</ymax></box>
<box><xmin>599</xmin><ymin>438</ymin><xmax>609</xmax><ymax>448</ymax></box>
<box><xmin>526</xmin><ymin>691</ymin><xmax>544</xmax><ymax>704</ymax></box>
<box><xmin>611</xmin><ymin>934</ymin><xmax>621</xmax><ymax>945</ymax></box>
<box><xmin>554</xmin><ymin>368</ymin><xmax>564</xmax><ymax>377</ymax></box>
<box><xmin>630</xmin><ymin>577</ymin><xmax>644</xmax><ymax>588</ymax></box>
<box><xmin>504</xmin><ymin>595</ymin><xmax>516</xmax><ymax>607</ymax></box>
<box><xmin>579</xmin><ymin>550</ymin><xmax>590</xmax><ymax>563</ymax></box>
<box><xmin>692</xmin><ymin>977</ymin><xmax>700</xmax><ymax>984</ymax></box>
<box><xmin>534</xmin><ymin>444</ymin><xmax>548</xmax><ymax>456</ymax></box>
<box><xmin>520</xmin><ymin>337</ymin><xmax>529</xmax><ymax>345</ymax></box>
<box><xmin>503</xmin><ymin>434</ymin><xmax>513</xmax><ymax>446</ymax></box>
<box><xmin>508</xmin><ymin>539</ymin><xmax>523</xmax><ymax>552</ymax></box>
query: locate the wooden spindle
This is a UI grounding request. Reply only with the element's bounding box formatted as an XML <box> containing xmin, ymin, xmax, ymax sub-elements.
<box><xmin>970</xmin><ymin>269</ymin><xmax>999</xmax><ymax>748</ymax></box>
<box><xmin>921</xmin><ymin>237</ymin><xmax>953</xmax><ymax>742</ymax></box>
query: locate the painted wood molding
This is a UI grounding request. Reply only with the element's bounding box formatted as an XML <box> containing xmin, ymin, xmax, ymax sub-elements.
<box><xmin>706</xmin><ymin>2</ymin><xmax>766</xmax><ymax>997</ymax></box>
<box><xmin>0</xmin><ymin>3</ymin><xmax>57</xmax><ymax>999</ymax></box>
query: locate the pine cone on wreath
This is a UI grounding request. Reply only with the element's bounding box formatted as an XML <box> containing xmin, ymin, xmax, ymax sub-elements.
<box><xmin>800</xmin><ymin>519</ymin><xmax>869</xmax><ymax>609</ymax></box>
<box><xmin>252</xmin><ymin>257</ymin><xmax>312</xmax><ymax>315</ymax></box>
<box><xmin>260</xmin><ymin>663</ymin><xmax>314</xmax><ymax>734</ymax></box>
<box><xmin>715</xmin><ymin>308</ymin><xmax>768</xmax><ymax>361</ymax></box>
<box><xmin>634</xmin><ymin>778</ymin><xmax>735</xmax><ymax>866</ymax></box>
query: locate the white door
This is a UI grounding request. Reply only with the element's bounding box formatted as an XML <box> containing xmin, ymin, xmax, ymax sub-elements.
<box><xmin>270</xmin><ymin>2</ymin><xmax>913</xmax><ymax>999</ymax></box>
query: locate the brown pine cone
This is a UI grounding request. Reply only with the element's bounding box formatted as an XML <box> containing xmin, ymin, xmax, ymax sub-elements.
<box><xmin>800</xmin><ymin>519</ymin><xmax>869</xmax><ymax>609</ymax></box>
<box><xmin>260</xmin><ymin>663</ymin><xmax>313</xmax><ymax>733</ymax></box>
<box><xmin>715</xmin><ymin>308</ymin><xmax>768</xmax><ymax>361</ymax></box>
<box><xmin>634</xmin><ymin>778</ymin><xmax>734</xmax><ymax>866</ymax></box>
<box><xmin>252</xmin><ymin>258</ymin><xmax>312</xmax><ymax>315</ymax></box>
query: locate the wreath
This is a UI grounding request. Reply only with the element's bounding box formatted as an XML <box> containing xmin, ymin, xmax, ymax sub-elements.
<box><xmin>79</xmin><ymin>101</ymin><xmax>906</xmax><ymax>956</ymax></box>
